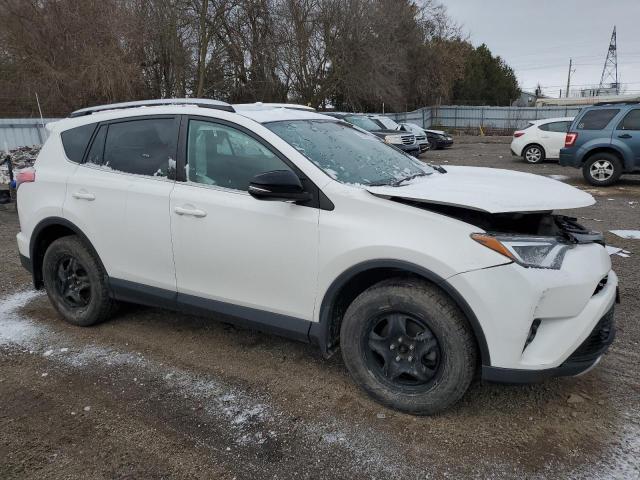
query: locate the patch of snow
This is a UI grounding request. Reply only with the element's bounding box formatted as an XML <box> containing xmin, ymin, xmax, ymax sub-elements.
<box><xmin>0</xmin><ymin>289</ymin><xmax>420</xmax><ymax>478</ymax></box>
<box><xmin>605</xmin><ymin>246</ymin><xmax>631</xmax><ymax>257</ymax></box>
<box><xmin>0</xmin><ymin>290</ymin><xmax>46</xmax><ymax>347</ymax></box>
<box><xmin>610</xmin><ymin>230</ymin><xmax>640</xmax><ymax>240</ymax></box>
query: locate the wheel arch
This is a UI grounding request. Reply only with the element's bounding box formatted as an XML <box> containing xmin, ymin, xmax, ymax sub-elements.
<box><xmin>29</xmin><ymin>217</ymin><xmax>107</xmax><ymax>289</ymax></box>
<box><xmin>582</xmin><ymin>147</ymin><xmax>627</xmax><ymax>170</ymax></box>
<box><xmin>522</xmin><ymin>143</ymin><xmax>546</xmax><ymax>158</ymax></box>
<box><xmin>310</xmin><ymin>260</ymin><xmax>491</xmax><ymax>366</ymax></box>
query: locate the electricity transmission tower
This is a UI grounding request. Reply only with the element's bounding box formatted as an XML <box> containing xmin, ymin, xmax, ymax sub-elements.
<box><xmin>598</xmin><ymin>26</ymin><xmax>619</xmax><ymax>95</ymax></box>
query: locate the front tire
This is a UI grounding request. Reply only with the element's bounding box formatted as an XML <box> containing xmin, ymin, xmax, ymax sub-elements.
<box><xmin>523</xmin><ymin>144</ymin><xmax>545</xmax><ymax>164</ymax></box>
<box><xmin>582</xmin><ymin>153</ymin><xmax>623</xmax><ymax>186</ymax></box>
<box><xmin>340</xmin><ymin>278</ymin><xmax>477</xmax><ymax>415</ymax></box>
<box><xmin>42</xmin><ymin>236</ymin><xmax>117</xmax><ymax>326</ymax></box>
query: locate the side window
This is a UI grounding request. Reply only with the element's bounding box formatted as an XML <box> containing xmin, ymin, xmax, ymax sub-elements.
<box><xmin>619</xmin><ymin>109</ymin><xmax>640</xmax><ymax>130</ymax></box>
<box><xmin>538</xmin><ymin>123</ymin><xmax>550</xmax><ymax>131</ymax></box>
<box><xmin>102</xmin><ymin>118</ymin><xmax>177</xmax><ymax>177</ymax></box>
<box><xmin>544</xmin><ymin>121</ymin><xmax>571</xmax><ymax>133</ymax></box>
<box><xmin>186</xmin><ymin>119</ymin><xmax>292</xmax><ymax>191</ymax></box>
<box><xmin>86</xmin><ymin>125</ymin><xmax>107</xmax><ymax>165</ymax></box>
<box><xmin>60</xmin><ymin>123</ymin><xmax>96</xmax><ymax>163</ymax></box>
<box><xmin>577</xmin><ymin>109</ymin><xmax>620</xmax><ymax>130</ymax></box>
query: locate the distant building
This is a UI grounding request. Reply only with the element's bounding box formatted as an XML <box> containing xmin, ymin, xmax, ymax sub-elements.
<box><xmin>535</xmin><ymin>93</ymin><xmax>640</xmax><ymax>107</ymax></box>
<box><xmin>512</xmin><ymin>90</ymin><xmax>541</xmax><ymax>107</ymax></box>
<box><xmin>579</xmin><ymin>83</ymin><xmax>620</xmax><ymax>97</ymax></box>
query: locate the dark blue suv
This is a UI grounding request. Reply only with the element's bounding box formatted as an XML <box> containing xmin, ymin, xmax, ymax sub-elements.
<box><xmin>559</xmin><ymin>102</ymin><xmax>640</xmax><ymax>186</ymax></box>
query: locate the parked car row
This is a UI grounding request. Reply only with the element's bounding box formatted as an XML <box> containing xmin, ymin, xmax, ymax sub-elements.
<box><xmin>511</xmin><ymin>101</ymin><xmax>640</xmax><ymax>186</ymax></box>
<box><xmin>324</xmin><ymin>112</ymin><xmax>454</xmax><ymax>157</ymax></box>
<box><xmin>15</xmin><ymin>99</ymin><xmax>616</xmax><ymax>415</ymax></box>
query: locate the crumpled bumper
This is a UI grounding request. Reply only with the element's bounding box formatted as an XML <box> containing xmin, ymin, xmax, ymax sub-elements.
<box><xmin>447</xmin><ymin>242</ymin><xmax>617</xmax><ymax>378</ymax></box>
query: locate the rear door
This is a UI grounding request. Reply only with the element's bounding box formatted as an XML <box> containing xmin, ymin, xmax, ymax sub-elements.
<box><xmin>613</xmin><ymin>108</ymin><xmax>640</xmax><ymax>168</ymax></box>
<box><xmin>539</xmin><ymin>121</ymin><xmax>571</xmax><ymax>158</ymax></box>
<box><xmin>63</xmin><ymin>116</ymin><xmax>179</xmax><ymax>291</ymax></box>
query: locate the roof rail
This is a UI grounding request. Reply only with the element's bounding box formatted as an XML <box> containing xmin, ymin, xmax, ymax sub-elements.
<box><xmin>69</xmin><ymin>98</ymin><xmax>235</xmax><ymax>117</ymax></box>
<box><xmin>593</xmin><ymin>100</ymin><xmax>640</xmax><ymax>106</ymax></box>
<box><xmin>233</xmin><ymin>102</ymin><xmax>316</xmax><ymax>112</ymax></box>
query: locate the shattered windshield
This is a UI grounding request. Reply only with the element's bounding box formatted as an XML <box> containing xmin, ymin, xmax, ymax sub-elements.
<box><xmin>265</xmin><ymin>120</ymin><xmax>432</xmax><ymax>186</ymax></box>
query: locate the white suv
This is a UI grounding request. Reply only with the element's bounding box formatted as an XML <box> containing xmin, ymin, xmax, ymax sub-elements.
<box><xmin>16</xmin><ymin>99</ymin><xmax>617</xmax><ymax>414</ymax></box>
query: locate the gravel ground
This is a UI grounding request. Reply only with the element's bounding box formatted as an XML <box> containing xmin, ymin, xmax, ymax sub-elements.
<box><xmin>1</xmin><ymin>137</ymin><xmax>639</xmax><ymax>479</ymax></box>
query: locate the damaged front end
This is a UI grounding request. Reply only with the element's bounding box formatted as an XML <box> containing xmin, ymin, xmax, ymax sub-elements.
<box><xmin>398</xmin><ymin>200</ymin><xmax>605</xmax><ymax>269</ymax></box>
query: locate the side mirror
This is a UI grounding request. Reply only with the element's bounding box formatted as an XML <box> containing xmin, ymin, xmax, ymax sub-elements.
<box><xmin>248</xmin><ymin>170</ymin><xmax>312</xmax><ymax>203</ymax></box>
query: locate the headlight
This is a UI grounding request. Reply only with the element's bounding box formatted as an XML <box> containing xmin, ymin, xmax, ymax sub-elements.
<box><xmin>384</xmin><ymin>134</ymin><xmax>404</xmax><ymax>145</ymax></box>
<box><xmin>471</xmin><ymin>234</ymin><xmax>571</xmax><ymax>269</ymax></box>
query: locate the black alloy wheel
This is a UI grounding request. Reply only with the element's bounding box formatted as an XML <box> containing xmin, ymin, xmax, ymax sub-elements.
<box><xmin>54</xmin><ymin>255</ymin><xmax>92</xmax><ymax>308</ymax></box>
<box><xmin>365</xmin><ymin>312</ymin><xmax>441</xmax><ymax>389</ymax></box>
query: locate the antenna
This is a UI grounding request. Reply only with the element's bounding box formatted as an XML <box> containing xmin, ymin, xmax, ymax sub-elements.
<box><xmin>35</xmin><ymin>92</ymin><xmax>45</xmax><ymax>129</ymax></box>
<box><xmin>598</xmin><ymin>26</ymin><xmax>619</xmax><ymax>96</ymax></box>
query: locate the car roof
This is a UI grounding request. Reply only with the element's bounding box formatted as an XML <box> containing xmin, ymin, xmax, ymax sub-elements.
<box><xmin>237</xmin><ymin>108</ymin><xmax>337</xmax><ymax>123</ymax></box>
<box><xmin>532</xmin><ymin>117</ymin><xmax>574</xmax><ymax>124</ymax></box>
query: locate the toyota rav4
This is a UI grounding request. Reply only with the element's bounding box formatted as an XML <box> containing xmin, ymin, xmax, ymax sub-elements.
<box><xmin>16</xmin><ymin>99</ymin><xmax>618</xmax><ymax>414</ymax></box>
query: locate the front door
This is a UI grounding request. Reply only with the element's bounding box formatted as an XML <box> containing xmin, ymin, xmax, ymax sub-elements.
<box><xmin>170</xmin><ymin>117</ymin><xmax>319</xmax><ymax>324</ymax></box>
<box><xmin>613</xmin><ymin>108</ymin><xmax>640</xmax><ymax>167</ymax></box>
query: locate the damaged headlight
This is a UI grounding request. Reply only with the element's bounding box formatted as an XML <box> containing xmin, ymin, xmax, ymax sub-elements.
<box><xmin>471</xmin><ymin>234</ymin><xmax>572</xmax><ymax>269</ymax></box>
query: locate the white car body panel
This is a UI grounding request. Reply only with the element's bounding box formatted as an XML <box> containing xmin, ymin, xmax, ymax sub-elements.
<box><xmin>170</xmin><ymin>182</ymin><xmax>319</xmax><ymax>320</ymax></box>
<box><xmin>366</xmin><ymin>165</ymin><xmax>595</xmax><ymax>213</ymax></box>
<box><xmin>511</xmin><ymin>117</ymin><xmax>574</xmax><ymax>159</ymax></box>
<box><xmin>63</xmin><ymin>164</ymin><xmax>177</xmax><ymax>291</ymax></box>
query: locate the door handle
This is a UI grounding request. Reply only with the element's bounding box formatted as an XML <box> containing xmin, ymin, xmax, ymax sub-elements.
<box><xmin>618</xmin><ymin>134</ymin><xmax>632</xmax><ymax>139</ymax></box>
<box><xmin>72</xmin><ymin>191</ymin><xmax>95</xmax><ymax>201</ymax></box>
<box><xmin>174</xmin><ymin>206</ymin><xmax>207</xmax><ymax>217</ymax></box>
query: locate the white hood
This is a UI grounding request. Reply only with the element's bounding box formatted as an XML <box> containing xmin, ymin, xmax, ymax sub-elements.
<box><xmin>425</xmin><ymin>129</ymin><xmax>447</xmax><ymax>136</ymax></box>
<box><xmin>366</xmin><ymin>166</ymin><xmax>595</xmax><ymax>214</ymax></box>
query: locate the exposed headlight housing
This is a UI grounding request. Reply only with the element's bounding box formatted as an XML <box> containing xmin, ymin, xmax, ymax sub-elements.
<box><xmin>471</xmin><ymin>233</ymin><xmax>572</xmax><ymax>269</ymax></box>
<box><xmin>384</xmin><ymin>134</ymin><xmax>404</xmax><ymax>145</ymax></box>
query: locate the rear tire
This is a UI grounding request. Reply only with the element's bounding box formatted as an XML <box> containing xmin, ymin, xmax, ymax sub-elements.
<box><xmin>340</xmin><ymin>278</ymin><xmax>477</xmax><ymax>415</ymax></box>
<box><xmin>42</xmin><ymin>236</ymin><xmax>117</xmax><ymax>326</ymax></box>
<box><xmin>523</xmin><ymin>144</ymin><xmax>545</xmax><ymax>164</ymax></box>
<box><xmin>582</xmin><ymin>153</ymin><xmax>623</xmax><ymax>186</ymax></box>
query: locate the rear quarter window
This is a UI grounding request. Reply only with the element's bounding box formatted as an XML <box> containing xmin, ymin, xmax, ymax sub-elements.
<box><xmin>60</xmin><ymin>123</ymin><xmax>96</xmax><ymax>163</ymax></box>
<box><xmin>577</xmin><ymin>109</ymin><xmax>620</xmax><ymax>130</ymax></box>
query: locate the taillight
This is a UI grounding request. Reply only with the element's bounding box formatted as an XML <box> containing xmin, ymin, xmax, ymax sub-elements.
<box><xmin>513</xmin><ymin>131</ymin><xmax>525</xmax><ymax>138</ymax></box>
<box><xmin>565</xmin><ymin>132</ymin><xmax>578</xmax><ymax>148</ymax></box>
<box><xmin>15</xmin><ymin>168</ymin><xmax>36</xmax><ymax>189</ymax></box>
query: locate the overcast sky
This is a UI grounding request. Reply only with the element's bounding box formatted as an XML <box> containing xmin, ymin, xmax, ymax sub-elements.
<box><xmin>442</xmin><ymin>0</ymin><xmax>640</xmax><ymax>98</ymax></box>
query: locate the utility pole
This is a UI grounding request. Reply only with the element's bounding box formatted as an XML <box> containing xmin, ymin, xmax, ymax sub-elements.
<box><xmin>565</xmin><ymin>58</ymin><xmax>573</xmax><ymax>98</ymax></box>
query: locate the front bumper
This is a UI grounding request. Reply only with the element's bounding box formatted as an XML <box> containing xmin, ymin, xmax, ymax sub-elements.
<box><xmin>448</xmin><ymin>243</ymin><xmax>618</xmax><ymax>377</ymax></box>
<box><xmin>398</xmin><ymin>144</ymin><xmax>421</xmax><ymax>157</ymax></box>
<box><xmin>436</xmin><ymin>138</ymin><xmax>453</xmax><ymax>148</ymax></box>
<box><xmin>483</xmin><ymin>305</ymin><xmax>615</xmax><ymax>383</ymax></box>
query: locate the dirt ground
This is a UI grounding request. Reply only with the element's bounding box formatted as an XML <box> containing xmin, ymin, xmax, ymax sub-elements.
<box><xmin>1</xmin><ymin>137</ymin><xmax>639</xmax><ymax>479</ymax></box>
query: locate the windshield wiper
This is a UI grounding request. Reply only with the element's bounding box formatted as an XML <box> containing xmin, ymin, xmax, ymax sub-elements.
<box><xmin>390</xmin><ymin>171</ymin><xmax>430</xmax><ymax>187</ymax></box>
